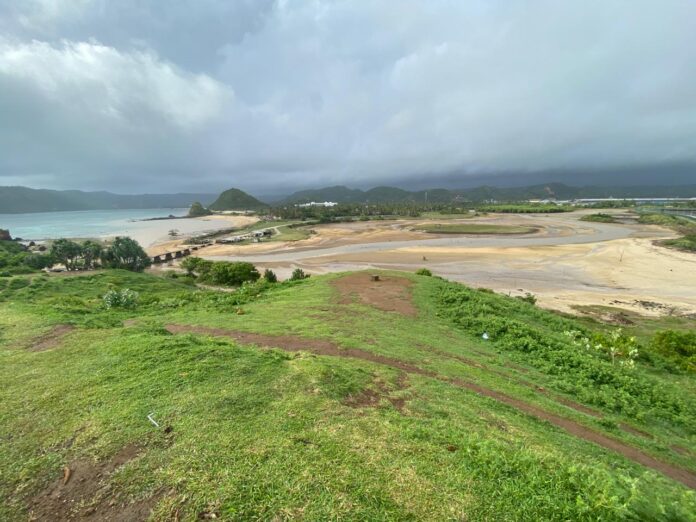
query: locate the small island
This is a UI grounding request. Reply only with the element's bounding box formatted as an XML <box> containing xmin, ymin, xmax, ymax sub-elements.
<box><xmin>188</xmin><ymin>201</ymin><xmax>213</xmax><ymax>217</ymax></box>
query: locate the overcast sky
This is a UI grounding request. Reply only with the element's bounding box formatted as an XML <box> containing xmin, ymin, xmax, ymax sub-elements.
<box><xmin>1</xmin><ymin>0</ymin><xmax>695</xmax><ymax>195</ymax></box>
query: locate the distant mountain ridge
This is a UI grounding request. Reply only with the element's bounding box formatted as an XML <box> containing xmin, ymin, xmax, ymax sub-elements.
<box><xmin>279</xmin><ymin>183</ymin><xmax>696</xmax><ymax>204</ymax></box>
<box><xmin>3</xmin><ymin>182</ymin><xmax>696</xmax><ymax>214</ymax></box>
<box><xmin>0</xmin><ymin>186</ymin><xmax>217</xmax><ymax>214</ymax></box>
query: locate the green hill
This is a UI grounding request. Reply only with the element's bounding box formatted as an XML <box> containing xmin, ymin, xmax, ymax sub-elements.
<box><xmin>208</xmin><ymin>188</ymin><xmax>267</xmax><ymax>211</ymax></box>
<box><xmin>1</xmin><ymin>269</ymin><xmax>695</xmax><ymax>520</ymax></box>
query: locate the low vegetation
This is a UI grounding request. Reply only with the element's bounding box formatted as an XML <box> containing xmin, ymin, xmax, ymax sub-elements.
<box><xmin>0</xmin><ymin>240</ymin><xmax>53</xmax><ymax>275</ymax></box>
<box><xmin>639</xmin><ymin>213</ymin><xmax>696</xmax><ymax>253</ymax></box>
<box><xmin>475</xmin><ymin>204</ymin><xmax>570</xmax><ymax>213</ymax></box>
<box><xmin>663</xmin><ymin>235</ymin><xmax>696</xmax><ymax>252</ymax></box>
<box><xmin>416</xmin><ymin>223</ymin><xmax>537</xmax><ymax>234</ymax></box>
<box><xmin>1</xmin><ymin>268</ymin><xmax>695</xmax><ymax>520</ymax></box>
<box><xmin>180</xmin><ymin>257</ymin><xmax>260</xmax><ymax>287</ymax></box>
<box><xmin>580</xmin><ymin>213</ymin><xmax>617</xmax><ymax>223</ymax></box>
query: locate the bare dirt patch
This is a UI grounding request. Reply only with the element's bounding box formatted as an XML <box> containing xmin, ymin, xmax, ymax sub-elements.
<box><xmin>27</xmin><ymin>444</ymin><xmax>159</xmax><ymax>521</ymax></box>
<box><xmin>331</xmin><ymin>273</ymin><xmax>417</xmax><ymax>316</ymax></box>
<box><xmin>344</xmin><ymin>373</ymin><xmax>409</xmax><ymax>412</ymax></box>
<box><xmin>167</xmin><ymin>324</ymin><xmax>696</xmax><ymax>490</ymax></box>
<box><xmin>28</xmin><ymin>325</ymin><xmax>75</xmax><ymax>352</ymax></box>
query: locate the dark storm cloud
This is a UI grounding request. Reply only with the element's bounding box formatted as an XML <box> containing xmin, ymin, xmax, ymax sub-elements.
<box><xmin>1</xmin><ymin>0</ymin><xmax>695</xmax><ymax>194</ymax></box>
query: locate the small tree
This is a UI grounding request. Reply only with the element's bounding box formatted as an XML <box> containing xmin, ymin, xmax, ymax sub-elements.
<box><xmin>81</xmin><ymin>240</ymin><xmax>103</xmax><ymax>269</ymax></box>
<box><xmin>180</xmin><ymin>256</ymin><xmax>213</xmax><ymax>277</ymax></box>
<box><xmin>290</xmin><ymin>268</ymin><xmax>309</xmax><ymax>281</ymax></box>
<box><xmin>415</xmin><ymin>268</ymin><xmax>432</xmax><ymax>276</ymax></box>
<box><xmin>50</xmin><ymin>239</ymin><xmax>83</xmax><ymax>270</ymax></box>
<box><xmin>263</xmin><ymin>268</ymin><xmax>278</xmax><ymax>283</ymax></box>
<box><xmin>103</xmin><ymin>237</ymin><xmax>151</xmax><ymax>272</ymax></box>
<box><xmin>203</xmin><ymin>262</ymin><xmax>260</xmax><ymax>286</ymax></box>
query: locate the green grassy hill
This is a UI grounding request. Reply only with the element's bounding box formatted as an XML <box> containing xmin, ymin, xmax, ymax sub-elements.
<box><xmin>208</xmin><ymin>188</ymin><xmax>268</xmax><ymax>211</ymax></box>
<box><xmin>1</xmin><ymin>270</ymin><xmax>695</xmax><ymax>520</ymax></box>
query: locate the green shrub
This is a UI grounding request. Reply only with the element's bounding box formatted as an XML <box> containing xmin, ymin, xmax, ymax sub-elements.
<box><xmin>435</xmin><ymin>280</ymin><xmax>694</xmax><ymax>429</ymax></box>
<box><xmin>103</xmin><ymin>288</ymin><xmax>139</xmax><ymax>309</ymax></box>
<box><xmin>200</xmin><ymin>261</ymin><xmax>260</xmax><ymax>287</ymax></box>
<box><xmin>263</xmin><ymin>269</ymin><xmax>278</xmax><ymax>283</ymax></box>
<box><xmin>515</xmin><ymin>292</ymin><xmax>537</xmax><ymax>305</ymax></box>
<box><xmin>290</xmin><ymin>268</ymin><xmax>309</xmax><ymax>281</ymax></box>
<box><xmin>650</xmin><ymin>330</ymin><xmax>696</xmax><ymax>371</ymax></box>
<box><xmin>415</xmin><ymin>268</ymin><xmax>432</xmax><ymax>276</ymax></box>
<box><xmin>181</xmin><ymin>257</ymin><xmax>213</xmax><ymax>277</ymax></box>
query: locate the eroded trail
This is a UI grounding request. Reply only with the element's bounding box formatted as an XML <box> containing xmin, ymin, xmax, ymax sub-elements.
<box><xmin>165</xmin><ymin>323</ymin><xmax>696</xmax><ymax>490</ymax></box>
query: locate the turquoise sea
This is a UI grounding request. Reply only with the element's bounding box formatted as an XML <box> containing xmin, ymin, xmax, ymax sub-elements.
<box><xmin>0</xmin><ymin>208</ymin><xmax>187</xmax><ymax>241</ymax></box>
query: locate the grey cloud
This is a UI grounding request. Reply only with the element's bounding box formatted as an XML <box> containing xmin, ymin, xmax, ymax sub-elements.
<box><xmin>1</xmin><ymin>0</ymin><xmax>695</xmax><ymax>194</ymax></box>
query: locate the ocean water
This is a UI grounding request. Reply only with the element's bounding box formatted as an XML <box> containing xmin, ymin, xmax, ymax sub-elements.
<box><xmin>0</xmin><ymin>208</ymin><xmax>188</xmax><ymax>241</ymax></box>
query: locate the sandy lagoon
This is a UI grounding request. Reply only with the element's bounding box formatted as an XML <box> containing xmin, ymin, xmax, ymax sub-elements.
<box><xmin>187</xmin><ymin>211</ymin><xmax>696</xmax><ymax>317</ymax></box>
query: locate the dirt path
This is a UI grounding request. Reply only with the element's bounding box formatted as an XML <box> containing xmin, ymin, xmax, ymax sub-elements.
<box><xmin>28</xmin><ymin>444</ymin><xmax>158</xmax><ymax>521</ymax></box>
<box><xmin>165</xmin><ymin>324</ymin><xmax>696</xmax><ymax>490</ymax></box>
<box><xmin>28</xmin><ymin>324</ymin><xmax>75</xmax><ymax>352</ymax></box>
<box><xmin>331</xmin><ymin>273</ymin><xmax>417</xmax><ymax>316</ymax></box>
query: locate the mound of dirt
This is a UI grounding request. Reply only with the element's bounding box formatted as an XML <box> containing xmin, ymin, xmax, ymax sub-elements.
<box><xmin>27</xmin><ymin>445</ymin><xmax>158</xmax><ymax>521</ymax></box>
<box><xmin>331</xmin><ymin>273</ymin><xmax>417</xmax><ymax>316</ymax></box>
<box><xmin>28</xmin><ymin>325</ymin><xmax>75</xmax><ymax>352</ymax></box>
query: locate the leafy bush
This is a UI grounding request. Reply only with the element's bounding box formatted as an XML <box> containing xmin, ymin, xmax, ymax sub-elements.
<box><xmin>650</xmin><ymin>330</ymin><xmax>696</xmax><ymax>372</ymax></box>
<box><xmin>263</xmin><ymin>269</ymin><xmax>278</xmax><ymax>283</ymax></box>
<box><xmin>415</xmin><ymin>268</ymin><xmax>432</xmax><ymax>276</ymax></box>
<box><xmin>180</xmin><ymin>257</ymin><xmax>213</xmax><ymax>277</ymax></box>
<box><xmin>515</xmin><ymin>292</ymin><xmax>537</xmax><ymax>305</ymax></box>
<box><xmin>434</xmin><ymin>280</ymin><xmax>695</xmax><ymax>430</ymax></box>
<box><xmin>290</xmin><ymin>268</ymin><xmax>309</xmax><ymax>281</ymax></box>
<box><xmin>103</xmin><ymin>288</ymin><xmax>139</xmax><ymax>309</ymax></box>
<box><xmin>200</xmin><ymin>261</ymin><xmax>260</xmax><ymax>287</ymax></box>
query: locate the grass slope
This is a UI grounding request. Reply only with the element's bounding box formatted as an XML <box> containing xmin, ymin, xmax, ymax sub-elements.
<box><xmin>1</xmin><ymin>270</ymin><xmax>695</xmax><ymax>520</ymax></box>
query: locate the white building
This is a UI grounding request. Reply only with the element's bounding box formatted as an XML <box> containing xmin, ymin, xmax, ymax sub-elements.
<box><xmin>297</xmin><ymin>201</ymin><xmax>338</xmax><ymax>208</ymax></box>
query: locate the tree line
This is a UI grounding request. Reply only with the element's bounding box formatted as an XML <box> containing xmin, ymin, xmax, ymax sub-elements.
<box><xmin>0</xmin><ymin>236</ymin><xmax>151</xmax><ymax>275</ymax></box>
